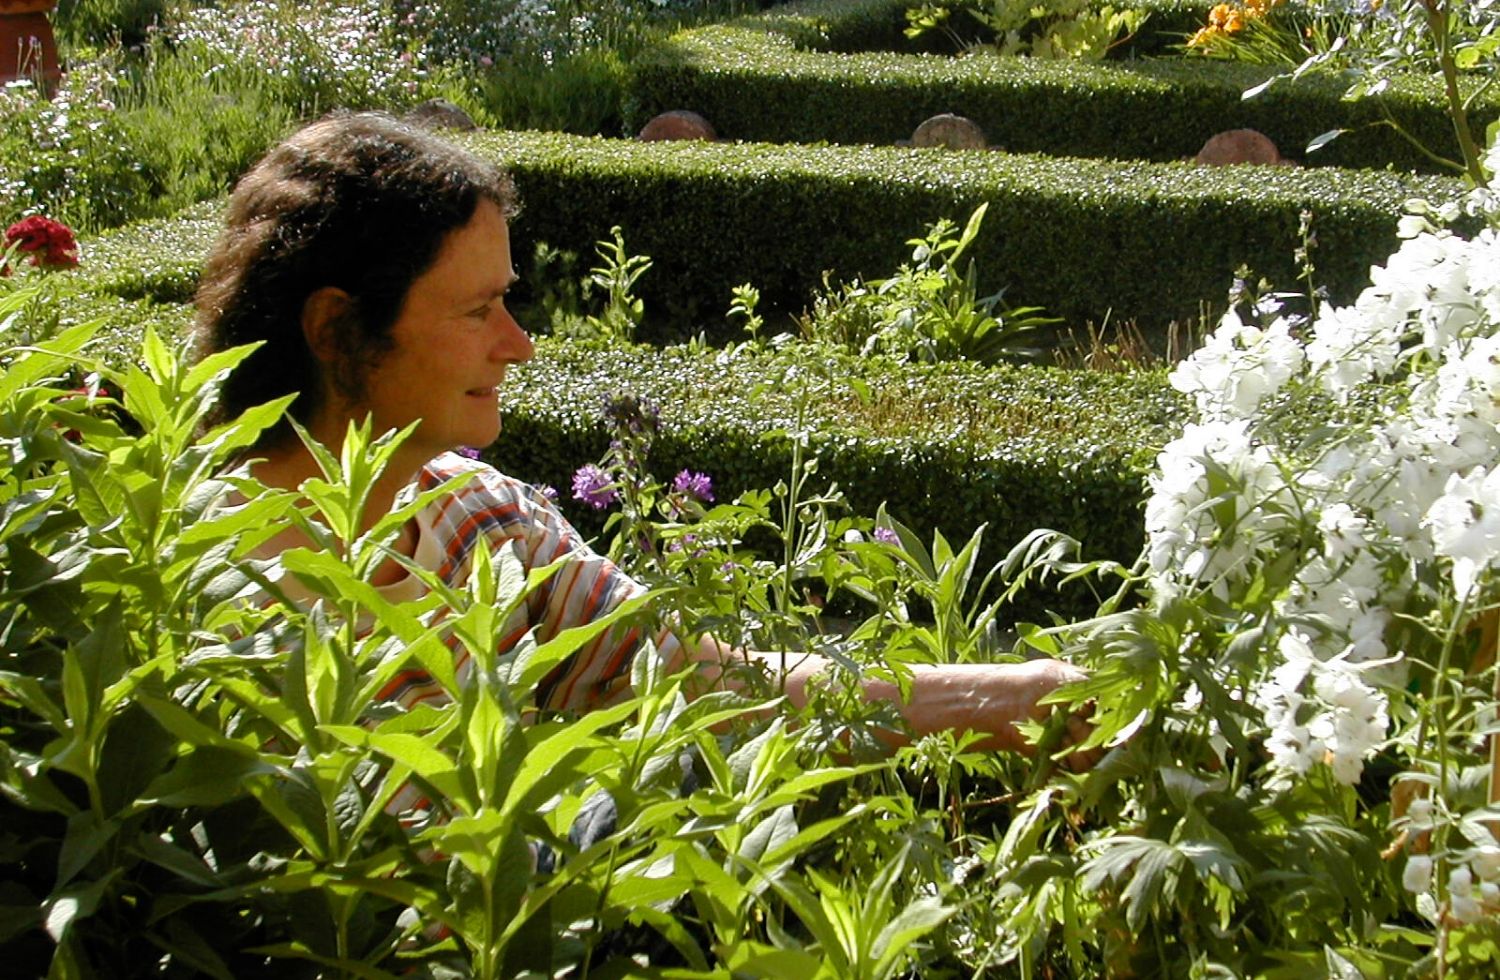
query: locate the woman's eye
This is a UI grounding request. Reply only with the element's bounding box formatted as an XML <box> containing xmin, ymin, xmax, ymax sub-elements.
<box><xmin>467</xmin><ymin>305</ymin><xmax>491</xmax><ymax>320</ymax></box>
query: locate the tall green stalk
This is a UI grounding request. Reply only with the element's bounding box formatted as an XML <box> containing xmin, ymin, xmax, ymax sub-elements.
<box><xmin>1420</xmin><ymin>0</ymin><xmax>1489</xmax><ymax>184</ymax></box>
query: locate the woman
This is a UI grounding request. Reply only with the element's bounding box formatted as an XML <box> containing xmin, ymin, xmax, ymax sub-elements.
<box><xmin>194</xmin><ymin>110</ymin><xmax>1090</xmax><ymax>755</ymax></box>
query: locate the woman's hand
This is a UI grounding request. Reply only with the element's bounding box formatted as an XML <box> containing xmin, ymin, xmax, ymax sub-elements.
<box><xmin>684</xmin><ymin>637</ymin><xmax>1095</xmax><ymax>768</ymax></box>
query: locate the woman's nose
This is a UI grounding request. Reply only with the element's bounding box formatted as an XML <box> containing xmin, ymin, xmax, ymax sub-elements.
<box><xmin>495</xmin><ymin>306</ymin><xmax>534</xmax><ymax>363</ymax></box>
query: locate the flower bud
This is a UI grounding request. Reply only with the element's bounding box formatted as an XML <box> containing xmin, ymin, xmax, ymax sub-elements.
<box><xmin>1403</xmin><ymin>855</ymin><xmax>1433</xmax><ymax>894</ymax></box>
<box><xmin>1472</xmin><ymin>845</ymin><xmax>1500</xmax><ymax>881</ymax></box>
<box><xmin>1406</xmin><ymin>797</ymin><xmax>1433</xmax><ymax>829</ymax></box>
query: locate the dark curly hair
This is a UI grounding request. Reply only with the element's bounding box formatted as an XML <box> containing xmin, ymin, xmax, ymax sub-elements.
<box><xmin>192</xmin><ymin>110</ymin><xmax>517</xmax><ymax>446</ymax></box>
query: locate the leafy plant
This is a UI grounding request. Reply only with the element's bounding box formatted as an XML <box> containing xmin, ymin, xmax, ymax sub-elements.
<box><xmin>1239</xmin><ymin>0</ymin><xmax>1500</xmax><ymax>181</ymax></box>
<box><xmin>799</xmin><ymin>204</ymin><xmax>1057</xmax><ymax>365</ymax></box>
<box><xmin>0</xmin><ymin>61</ymin><xmax>151</xmax><ymax>232</ymax></box>
<box><xmin>906</xmin><ymin>0</ymin><xmax>1149</xmax><ymax>60</ymax></box>
<box><xmin>550</xmin><ymin>226</ymin><xmax>653</xmax><ymax>343</ymax></box>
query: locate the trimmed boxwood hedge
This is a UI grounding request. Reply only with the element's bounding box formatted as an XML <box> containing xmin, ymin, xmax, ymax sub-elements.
<box><xmin>75</xmin><ymin>199</ymin><xmax>223</xmax><ymax>306</ymax></box>
<box><xmin>628</xmin><ymin>0</ymin><xmax>1499</xmax><ymax>174</ymax></box>
<box><xmin>67</xmin><ymin>132</ymin><xmax>1462</xmax><ymax>338</ymax></box>
<box><xmin>489</xmin><ymin>337</ymin><xmax>1183</xmax><ymax>621</ymax></box>
<box><xmin>68</xmin><ymin>131</ymin><xmax>1462</xmax><ymax>337</ymax></box>
<box><xmin>464</xmin><ymin>129</ymin><xmax>1461</xmax><ymax>334</ymax></box>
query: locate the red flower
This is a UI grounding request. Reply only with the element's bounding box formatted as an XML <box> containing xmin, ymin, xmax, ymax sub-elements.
<box><xmin>3</xmin><ymin>216</ymin><xmax>79</xmax><ymax>273</ymax></box>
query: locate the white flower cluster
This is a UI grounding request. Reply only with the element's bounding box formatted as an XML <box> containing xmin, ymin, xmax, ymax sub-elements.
<box><xmin>1147</xmin><ymin>145</ymin><xmax>1500</xmax><ymax>787</ymax></box>
<box><xmin>1254</xmin><ymin>631</ymin><xmax>1389</xmax><ymax>784</ymax></box>
<box><xmin>169</xmin><ymin>0</ymin><xmax>430</xmax><ymax>105</ymax></box>
<box><xmin>1400</xmin><ymin>797</ymin><xmax>1500</xmax><ymax>924</ymax></box>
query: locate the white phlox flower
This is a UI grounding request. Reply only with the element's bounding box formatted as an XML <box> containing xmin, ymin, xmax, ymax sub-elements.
<box><xmin>1257</xmin><ymin>631</ymin><xmax>1390</xmax><ymax>786</ymax></box>
<box><xmin>1307</xmin><ymin>658</ymin><xmax>1390</xmax><ymax>785</ymax></box>
<box><xmin>1367</xmin><ymin>232</ymin><xmax>1474</xmax><ymax>356</ymax></box>
<box><xmin>1169</xmin><ymin>312</ymin><xmax>1305</xmax><ymax>421</ymax></box>
<box><xmin>1484</xmin><ymin>138</ymin><xmax>1500</xmax><ymax>195</ymax></box>
<box><xmin>1460</xmin><ymin>229</ymin><xmax>1500</xmax><ymax>322</ymax></box>
<box><xmin>1279</xmin><ymin>550</ymin><xmax>1391</xmax><ymax>662</ymax></box>
<box><xmin>1404</xmin><ymin>854</ymin><xmax>1434</xmax><ymax>895</ymax></box>
<box><xmin>1431</xmin><ymin>334</ymin><xmax>1500</xmax><ymax>436</ymax></box>
<box><xmin>1317</xmin><ymin>503</ymin><xmax>1369</xmax><ymax>562</ymax></box>
<box><xmin>1362</xmin><ymin>426</ymin><xmax>1452</xmax><ymax>557</ymax></box>
<box><xmin>1471</xmin><ymin>844</ymin><xmax>1500</xmax><ymax>882</ymax></box>
<box><xmin>1145</xmin><ymin>421</ymin><xmax>1290</xmax><ymax>594</ymax></box>
<box><xmin>1406</xmin><ymin>796</ymin><xmax>1434</xmax><ymax>830</ymax></box>
<box><xmin>1256</xmin><ymin>631</ymin><xmax>1324</xmax><ymax>779</ymax></box>
<box><xmin>1424</xmin><ymin>465</ymin><xmax>1500</xmax><ymax>599</ymax></box>
<box><xmin>1449</xmin><ymin>866</ymin><xmax>1482</xmax><ymax>923</ymax></box>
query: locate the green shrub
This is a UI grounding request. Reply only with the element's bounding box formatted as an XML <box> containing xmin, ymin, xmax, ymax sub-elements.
<box><xmin>65</xmin><ymin>136</ymin><xmax>1463</xmax><ymax>337</ymax></box>
<box><xmin>52</xmin><ymin>0</ymin><xmax>171</xmax><ymax>49</ymax></box>
<box><xmin>0</xmin><ymin>299</ymin><xmax>864</xmax><ymax>977</ymax></box>
<box><xmin>488</xmin><ymin>337</ymin><xmax>1183</xmax><ymax>621</ymax></box>
<box><xmin>72</xmin><ymin>198</ymin><xmax>221</xmax><ymax>305</ymax></box>
<box><xmin>798</xmin><ymin>203</ymin><xmax>1057</xmax><ymax>363</ymax></box>
<box><xmin>0</xmin><ymin>62</ymin><xmax>152</xmax><ymax>232</ymax></box>
<box><xmin>627</xmin><ymin>0</ymin><xmax>1498</xmax><ymax>173</ymax></box>
<box><xmin>462</xmin><ymin>129</ymin><xmax>1462</xmax><ymax>332</ymax></box>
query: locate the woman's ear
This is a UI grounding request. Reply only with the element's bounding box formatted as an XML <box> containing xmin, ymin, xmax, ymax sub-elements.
<box><xmin>301</xmin><ymin>287</ymin><xmax>354</xmax><ymax>367</ymax></box>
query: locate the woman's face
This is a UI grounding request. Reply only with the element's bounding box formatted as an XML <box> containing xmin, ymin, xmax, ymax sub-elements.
<box><xmin>336</xmin><ymin>199</ymin><xmax>533</xmax><ymax>459</ymax></box>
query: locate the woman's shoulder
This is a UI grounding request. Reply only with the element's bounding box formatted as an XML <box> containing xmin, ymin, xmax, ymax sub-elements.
<box><xmin>415</xmin><ymin>451</ymin><xmax>583</xmax><ymax>570</ymax></box>
<box><xmin>418</xmin><ymin>451</ymin><xmax>556</xmax><ymax>516</ymax></box>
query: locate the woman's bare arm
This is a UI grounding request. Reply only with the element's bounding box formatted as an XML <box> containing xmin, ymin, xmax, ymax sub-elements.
<box><xmin>677</xmin><ymin>634</ymin><xmax>1089</xmax><ymax>756</ymax></box>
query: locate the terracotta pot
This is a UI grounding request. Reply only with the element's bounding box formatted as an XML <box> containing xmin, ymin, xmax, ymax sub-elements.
<box><xmin>0</xmin><ymin>0</ymin><xmax>60</xmax><ymax>89</ymax></box>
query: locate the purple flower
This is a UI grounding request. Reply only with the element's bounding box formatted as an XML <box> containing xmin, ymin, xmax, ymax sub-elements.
<box><xmin>873</xmin><ymin>526</ymin><xmax>899</xmax><ymax>545</ymax></box>
<box><xmin>536</xmin><ymin>483</ymin><xmax>559</xmax><ymax>502</ymax></box>
<box><xmin>456</xmin><ymin>445</ymin><xmax>482</xmax><ymax>460</ymax></box>
<box><xmin>602</xmin><ymin>393</ymin><xmax>660</xmax><ymax>437</ymax></box>
<box><xmin>671</xmin><ymin>469</ymin><xmax>714</xmax><ymax>503</ymax></box>
<box><xmin>571</xmin><ymin>464</ymin><xmax>618</xmax><ymax>510</ymax></box>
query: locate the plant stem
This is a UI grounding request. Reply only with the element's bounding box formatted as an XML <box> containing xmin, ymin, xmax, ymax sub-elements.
<box><xmin>1421</xmin><ymin>0</ymin><xmax>1488</xmax><ymax>185</ymax></box>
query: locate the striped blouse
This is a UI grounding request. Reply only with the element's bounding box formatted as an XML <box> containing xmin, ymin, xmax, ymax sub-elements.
<box><xmin>393</xmin><ymin>451</ymin><xmax>676</xmax><ymax>712</ymax></box>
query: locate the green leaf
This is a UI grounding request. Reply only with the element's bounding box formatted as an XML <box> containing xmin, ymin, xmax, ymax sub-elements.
<box><xmin>504</xmin><ymin>699</ymin><xmax>637</xmax><ymax>817</ymax></box>
<box><xmin>1079</xmin><ymin>836</ymin><xmax>1186</xmax><ymax>933</ymax></box>
<box><xmin>129</xmin><ymin>832</ymin><xmax>224</xmax><ymax>890</ymax></box>
<box><xmin>873</xmin><ymin>896</ymin><xmax>953</xmax><ymax>978</ymax></box>
<box><xmin>722</xmin><ymin>943</ymin><xmax>824</xmax><ymax>979</ymax></box>
<box><xmin>152</xmin><ymin>918</ymin><xmax>238</xmax><ymax>980</ymax></box>
<box><xmin>120</xmin><ymin>362</ymin><xmax>170</xmax><ymax>431</ymax></box>
<box><xmin>0</xmin><ymin>320</ymin><xmax>98</xmax><ymax>404</ymax></box>
<box><xmin>737</xmin><ymin>805</ymin><xmax>798</xmax><ymax>867</ymax></box>
<box><xmin>140</xmin><ymin>746</ymin><xmax>273</xmax><ymax>807</ymax></box>
<box><xmin>55</xmin><ymin>813</ymin><xmax>119</xmax><ymax>892</ymax></box>
<box><xmin>42</xmin><ymin>872</ymin><xmax>117</xmax><ymax>943</ymax></box>
<box><xmin>506</xmin><ymin>591</ymin><xmax>651</xmax><ymax>696</ymax></box>
<box><xmin>320</xmin><ymin>726</ymin><xmax>463</xmax><ymax>802</ymax></box>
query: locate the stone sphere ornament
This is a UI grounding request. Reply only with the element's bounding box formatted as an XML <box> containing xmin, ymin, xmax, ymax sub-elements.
<box><xmin>911</xmin><ymin>114</ymin><xmax>988</xmax><ymax>151</ymax></box>
<box><xmin>638</xmin><ymin>110</ymin><xmax>717</xmax><ymax>142</ymax></box>
<box><xmin>1194</xmin><ymin>128</ymin><xmax>1290</xmax><ymax>167</ymax></box>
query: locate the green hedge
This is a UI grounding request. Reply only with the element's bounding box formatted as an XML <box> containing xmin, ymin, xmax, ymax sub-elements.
<box><xmin>628</xmin><ymin>0</ymin><xmax>1498</xmax><ymax>174</ymax></box>
<box><xmin>464</xmin><ymin>129</ymin><xmax>1460</xmax><ymax>334</ymax></box>
<box><xmin>66</xmin><ymin>134</ymin><xmax>1463</xmax><ymax>337</ymax></box>
<box><xmin>490</xmin><ymin>337</ymin><xmax>1182</xmax><ymax>621</ymax></box>
<box><xmin>74</xmin><ymin>198</ymin><xmax>223</xmax><ymax>306</ymax></box>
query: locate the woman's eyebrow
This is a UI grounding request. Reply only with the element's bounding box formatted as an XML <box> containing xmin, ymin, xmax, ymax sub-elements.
<box><xmin>460</xmin><ymin>276</ymin><xmax>518</xmax><ymax>304</ymax></box>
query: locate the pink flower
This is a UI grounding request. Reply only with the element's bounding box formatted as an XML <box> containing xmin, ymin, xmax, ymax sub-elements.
<box><xmin>3</xmin><ymin>216</ymin><xmax>79</xmax><ymax>272</ymax></box>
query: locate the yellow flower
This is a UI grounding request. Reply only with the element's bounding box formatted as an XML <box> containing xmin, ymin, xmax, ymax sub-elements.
<box><xmin>1187</xmin><ymin>25</ymin><xmax>1222</xmax><ymax>47</ymax></box>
